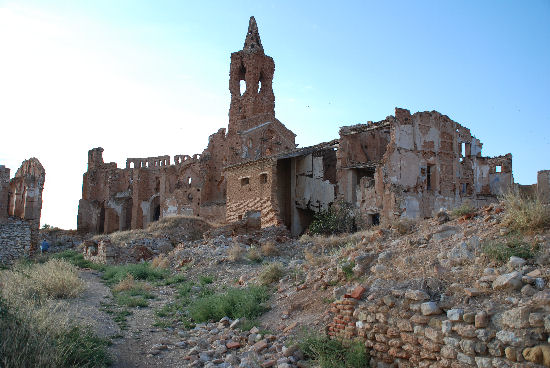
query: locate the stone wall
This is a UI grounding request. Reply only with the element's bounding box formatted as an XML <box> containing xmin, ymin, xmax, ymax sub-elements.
<box><xmin>0</xmin><ymin>165</ymin><xmax>9</xmax><ymax>224</ymax></box>
<box><xmin>0</xmin><ymin>217</ymin><xmax>31</xmax><ymax>265</ymax></box>
<box><xmin>0</xmin><ymin>158</ymin><xmax>45</xmax><ymax>255</ymax></box>
<box><xmin>538</xmin><ymin>170</ymin><xmax>550</xmax><ymax>204</ymax></box>
<box><xmin>328</xmin><ymin>287</ymin><xmax>549</xmax><ymax>367</ymax></box>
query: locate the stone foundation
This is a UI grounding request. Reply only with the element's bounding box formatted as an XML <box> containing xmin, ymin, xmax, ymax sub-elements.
<box><xmin>0</xmin><ymin>217</ymin><xmax>31</xmax><ymax>265</ymax></box>
<box><xmin>328</xmin><ymin>288</ymin><xmax>549</xmax><ymax>367</ymax></box>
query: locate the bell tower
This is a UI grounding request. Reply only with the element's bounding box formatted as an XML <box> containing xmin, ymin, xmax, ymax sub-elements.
<box><xmin>228</xmin><ymin>16</ymin><xmax>276</xmax><ymax>134</ymax></box>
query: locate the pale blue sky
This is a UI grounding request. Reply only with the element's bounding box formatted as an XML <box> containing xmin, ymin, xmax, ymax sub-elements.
<box><xmin>1</xmin><ymin>0</ymin><xmax>549</xmax><ymax>229</ymax></box>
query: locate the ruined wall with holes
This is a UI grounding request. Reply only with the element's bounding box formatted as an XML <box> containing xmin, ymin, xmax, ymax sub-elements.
<box><xmin>225</xmin><ymin>158</ymin><xmax>281</xmax><ymax>228</ymax></box>
<box><xmin>0</xmin><ymin>158</ymin><xmax>45</xmax><ymax>261</ymax></box>
<box><xmin>78</xmin><ymin>148</ymin><xmax>205</xmax><ymax>233</ymax></box>
<box><xmin>336</xmin><ymin>108</ymin><xmax>513</xmax><ymax>225</ymax></box>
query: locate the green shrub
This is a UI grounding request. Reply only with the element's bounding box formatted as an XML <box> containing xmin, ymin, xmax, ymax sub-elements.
<box><xmin>297</xmin><ymin>331</ymin><xmax>369</xmax><ymax>368</ymax></box>
<box><xmin>52</xmin><ymin>250</ymin><xmax>105</xmax><ymax>271</ymax></box>
<box><xmin>102</xmin><ymin>262</ymin><xmax>169</xmax><ymax>285</ymax></box>
<box><xmin>501</xmin><ymin>190</ymin><xmax>550</xmax><ymax>232</ymax></box>
<box><xmin>162</xmin><ymin>273</ymin><xmax>187</xmax><ymax>285</ymax></box>
<box><xmin>309</xmin><ymin>202</ymin><xmax>356</xmax><ymax>235</ymax></box>
<box><xmin>341</xmin><ymin>261</ymin><xmax>355</xmax><ymax>280</ymax></box>
<box><xmin>199</xmin><ymin>275</ymin><xmax>214</xmax><ymax>285</ymax></box>
<box><xmin>482</xmin><ymin>237</ymin><xmax>536</xmax><ymax>262</ymax></box>
<box><xmin>189</xmin><ymin>286</ymin><xmax>270</xmax><ymax>323</ymax></box>
<box><xmin>259</xmin><ymin>263</ymin><xmax>284</xmax><ymax>285</ymax></box>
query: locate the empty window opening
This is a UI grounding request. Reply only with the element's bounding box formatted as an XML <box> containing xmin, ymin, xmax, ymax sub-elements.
<box><xmin>461</xmin><ymin>142</ymin><xmax>465</xmax><ymax>156</ymax></box>
<box><xmin>257</xmin><ymin>80</ymin><xmax>262</xmax><ymax>93</ymax></box>
<box><xmin>427</xmin><ymin>164</ymin><xmax>436</xmax><ymax>191</ymax></box>
<box><xmin>238</xmin><ymin>214</ymin><xmax>243</xmax><ymax>221</ymax></box>
<box><xmin>130</xmin><ymin>162</ymin><xmax>135</xmax><ymax>169</ymax></box>
<box><xmin>248</xmin><ymin>138</ymin><xmax>253</xmax><ymax>148</ymax></box>
<box><xmin>241</xmin><ymin>177</ymin><xmax>250</xmax><ymax>186</ymax></box>
<box><xmin>370</xmin><ymin>213</ymin><xmax>380</xmax><ymax>226</ymax></box>
<box><xmin>496</xmin><ymin>166</ymin><xmax>502</xmax><ymax>173</ymax></box>
<box><xmin>462</xmin><ymin>183</ymin><xmax>467</xmax><ymax>194</ymax></box>
<box><xmin>260</xmin><ymin>173</ymin><xmax>268</xmax><ymax>184</ymax></box>
<box><xmin>153</xmin><ymin>205</ymin><xmax>160</xmax><ymax>222</ymax></box>
<box><xmin>188</xmin><ymin>177</ymin><xmax>192</xmax><ymax>185</ymax></box>
<box><xmin>240</xmin><ymin>80</ymin><xmax>246</xmax><ymax>96</ymax></box>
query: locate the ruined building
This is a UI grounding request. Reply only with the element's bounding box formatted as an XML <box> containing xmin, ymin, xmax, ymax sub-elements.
<box><xmin>0</xmin><ymin>158</ymin><xmax>46</xmax><ymax>263</ymax></box>
<box><xmin>78</xmin><ymin>17</ymin><xmax>516</xmax><ymax>236</ymax></box>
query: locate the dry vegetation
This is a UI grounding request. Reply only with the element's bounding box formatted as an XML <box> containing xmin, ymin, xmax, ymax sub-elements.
<box><xmin>92</xmin><ymin>215</ymin><xmax>213</xmax><ymax>245</ymax></box>
<box><xmin>0</xmin><ymin>259</ymin><xmax>110</xmax><ymax>367</ymax></box>
<box><xmin>501</xmin><ymin>190</ymin><xmax>550</xmax><ymax>232</ymax></box>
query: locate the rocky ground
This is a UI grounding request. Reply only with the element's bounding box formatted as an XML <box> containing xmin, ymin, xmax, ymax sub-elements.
<box><xmin>54</xmin><ymin>204</ymin><xmax>550</xmax><ymax>367</ymax></box>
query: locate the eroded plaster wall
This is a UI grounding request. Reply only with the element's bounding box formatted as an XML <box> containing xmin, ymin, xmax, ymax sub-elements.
<box><xmin>225</xmin><ymin>158</ymin><xmax>280</xmax><ymax>228</ymax></box>
<box><xmin>337</xmin><ymin>108</ymin><xmax>513</xmax><ymax>225</ymax></box>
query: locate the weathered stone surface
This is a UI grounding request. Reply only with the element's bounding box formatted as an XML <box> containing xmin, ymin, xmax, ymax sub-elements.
<box><xmin>421</xmin><ymin>302</ymin><xmax>442</xmax><ymax>316</ymax></box>
<box><xmin>501</xmin><ymin>307</ymin><xmax>530</xmax><ymax>329</ymax></box>
<box><xmin>492</xmin><ymin>272</ymin><xmax>523</xmax><ymax>291</ymax></box>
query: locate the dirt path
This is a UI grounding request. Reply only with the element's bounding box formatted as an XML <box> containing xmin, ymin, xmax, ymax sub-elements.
<box><xmin>74</xmin><ymin>270</ymin><xmax>190</xmax><ymax>368</ymax></box>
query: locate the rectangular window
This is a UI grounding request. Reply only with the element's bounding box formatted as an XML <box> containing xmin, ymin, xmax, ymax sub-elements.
<box><xmin>496</xmin><ymin>166</ymin><xmax>502</xmax><ymax>173</ymax></box>
<box><xmin>427</xmin><ymin>165</ymin><xmax>432</xmax><ymax>191</ymax></box>
<box><xmin>240</xmin><ymin>177</ymin><xmax>250</xmax><ymax>186</ymax></box>
<box><xmin>260</xmin><ymin>173</ymin><xmax>268</xmax><ymax>184</ymax></box>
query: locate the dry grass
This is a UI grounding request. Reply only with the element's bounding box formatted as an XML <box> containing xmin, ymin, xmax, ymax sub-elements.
<box><xmin>450</xmin><ymin>201</ymin><xmax>476</xmax><ymax>218</ymax></box>
<box><xmin>151</xmin><ymin>254</ymin><xmax>170</xmax><ymax>269</ymax></box>
<box><xmin>228</xmin><ymin>243</ymin><xmax>244</xmax><ymax>262</ymax></box>
<box><xmin>300</xmin><ymin>229</ymin><xmax>376</xmax><ymax>254</ymax></box>
<box><xmin>112</xmin><ymin>274</ymin><xmax>136</xmax><ymax>292</ymax></box>
<box><xmin>261</xmin><ymin>240</ymin><xmax>278</xmax><ymax>256</ymax></box>
<box><xmin>0</xmin><ymin>260</ymin><xmax>110</xmax><ymax>367</ymax></box>
<box><xmin>112</xmin><ymin>273</ymin><xmax>152</xmax><ymax>294</ymax></box>
<box><xmin>259</xmin><ymin>262</ymin><xmax>285</xmax><ymax>285</ymax></box>
<box><xmin>501</xmin><ymin>190</ymin><xmax>550</xmax><ymax>232</ymax></box>
<box><xmin>2</xmin><ymin>259</ymin><xmax>84</xmax><ymax>304</ymax></box>
<box><xmin>247</xmin><ymin>247</ymin><xmax>263</xmax><ymax>263</ymax></box>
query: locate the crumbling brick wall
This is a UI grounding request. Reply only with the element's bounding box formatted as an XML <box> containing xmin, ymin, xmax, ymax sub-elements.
<box><xmin>336</xmin><ymin>108</ymin><xmax>513</xmax><ymax>226</ymax></box>
<box><xmin>537</xmin><ymin>170</ymin><xmax>550</xmax><ymax>204</ymax></box>
<box><xmin>225</xmin><ymin>158</ymin><xmax>281</xmax><ymax>228</ymax></box>
<box><xmin>7</xmin><ymin>158</ymin><xmax>45</xmax><ymax>251</ymax></box>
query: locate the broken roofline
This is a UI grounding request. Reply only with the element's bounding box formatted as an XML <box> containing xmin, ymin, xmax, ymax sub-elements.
<box><xmin>223</xmin><ymin>139</ymin><xmax>339</xmax><ymax>171</ymax></box>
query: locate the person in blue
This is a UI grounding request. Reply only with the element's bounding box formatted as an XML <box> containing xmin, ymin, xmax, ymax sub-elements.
<box><xmin>40</xmin><ymin>240</ymin><xmax>50</xmax><ymax>254</ymax></box>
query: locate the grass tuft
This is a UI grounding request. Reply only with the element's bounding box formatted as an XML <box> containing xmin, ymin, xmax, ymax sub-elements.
<box><xmin>259</xmin><ymin>263</ymin><xmax>284</xmax><ymax>285</ymax></box>
<box><xmin>188</xmin><ymin>286</ymin><xmax>270</xmax><ymax>323</ymax></box>
<box><xmin>297</xmin><ymin>331</ymin><xmax>369</xmax><ymax>368</ymax></box>
<box><xmin>501</xmin><ymin>190</ymin><xmax>550</xmax><ymax>232</ymax></box>
<box><xmin>451</xmin><ymin>201</ymin><xmax>476</xmax><ymax>218</ymax></box>
<box><xmin>52</xmin><ymin>250</ymin><xmax>105</xmax><ymax>271</ymax></box>
<box><xmin>102</xmin><ymin>262</ymin><xmax>169</xmax><ymax>285</ymax></box>
<box><xmin>482</xmin><ymin>236</ymin><xmax>537</xmax><ymax>263</ymax></box>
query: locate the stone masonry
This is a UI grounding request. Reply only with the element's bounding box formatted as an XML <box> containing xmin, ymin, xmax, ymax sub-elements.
<box><xmin>0</xmin><ymin>158</ymin><xmax>46</xmax><ymax>263</ymax></box>
<box><xmin>328</xmin><ymin>286</ymin><xmax>549</xmax><ymax>368</ymax></box>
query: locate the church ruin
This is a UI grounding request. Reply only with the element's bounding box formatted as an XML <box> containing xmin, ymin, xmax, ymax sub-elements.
<box><xmin>77</xmin><ymin>17</ymin><xmax>516</xmax><ymax>236</ymax></box>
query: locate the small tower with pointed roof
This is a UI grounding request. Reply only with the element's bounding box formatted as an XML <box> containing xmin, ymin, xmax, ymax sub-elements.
<box><xmin>228</xmin><ymin>16</ymin><xmax>276</xmax><ymax>134</ymax></box>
